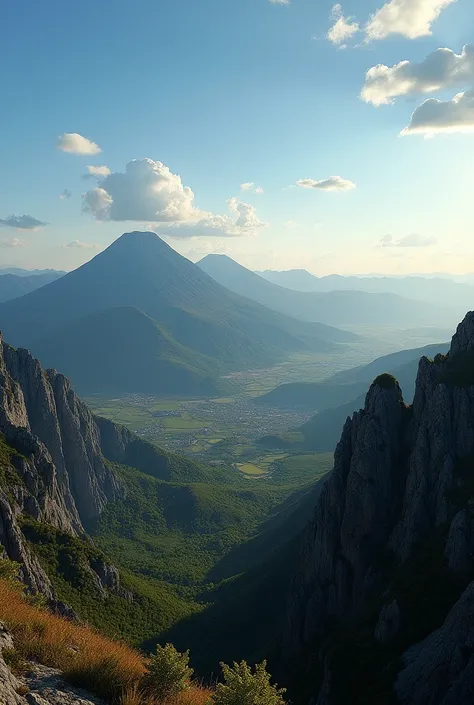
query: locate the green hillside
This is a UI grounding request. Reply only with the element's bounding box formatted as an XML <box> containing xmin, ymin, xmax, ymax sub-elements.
<box><xmin>257</xmin><ymin>342</ymin><xmax>450</xmax><ymax>410</ymax></box>
<box><xmin>13</xmin><ymin>418</ymin><xmax>332</xmax><ymax>662</ymax></box>
<box><xmin>36</xmin><ymin>306</ymin><xmax>219</xmax><ymax>396</ymax></box>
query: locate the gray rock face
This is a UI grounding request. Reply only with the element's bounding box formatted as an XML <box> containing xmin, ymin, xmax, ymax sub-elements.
<box><xmin>284</xmin><ymin>311</ymin><xmax>474</xmax><ymax>703</ymax></box>
<box><xmin>0</xmin><ymin>335</ymin><xmax>121</xmax><ymax>595</ymax></box>
<box><xmin>396</xmin><ymin>581</ymin><xmax>474</xmax><ymax>705</ymax></box>
<box><xmin>286</xmin><ymin>379</ymin><xmax>408</xmax><ymax>649</ymax></box>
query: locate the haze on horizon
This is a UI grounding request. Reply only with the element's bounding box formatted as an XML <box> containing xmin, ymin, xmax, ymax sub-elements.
<box><xmin>1</xmin><ymin>0</ymin><xmax>473</xmax><ymax>276</ymax></box>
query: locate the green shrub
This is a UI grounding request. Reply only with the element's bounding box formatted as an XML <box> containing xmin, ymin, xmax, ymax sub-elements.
<box><xmin>0</xmin><ymin>558</ymin><xmax>20</xmax><ymax>585</ymax></box>
<box><xmin>141</xmin><ymin>643</ymin><xmax>193</xmax><ymax>700</ymax></box>
<box><xmin>212</xmin><ymin>660</ymin><xmax>286</xmax><ymax>705</ymax></box>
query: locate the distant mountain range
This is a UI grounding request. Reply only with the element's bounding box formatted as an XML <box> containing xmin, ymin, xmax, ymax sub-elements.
<box><xmin>199</xmin><ymin>255</ymin><xmax>461</xmax><ymax>327</ymax></box>
<box><xmin>257</xmin><ymin>268</ymin><xmax>474</xmax><ymax>309</ymax></box>
<box><xmin>0</xmin><ymin>266</ymin><xmax>66</xmax><ymax>277</ymax></box>
<box><xmin>0</xmin><ymin>271</ymin><xmax>64</xmax><ymax>303</ymax></box>
<box><xmin>0</xmin><ymin>232</ymin><xmax>354</xmax><ymax>396</ymax></box>
<box><xmin>258</xmin><ymin>341</ymin><xmax>450</xmax><ymax>451</ymax></box>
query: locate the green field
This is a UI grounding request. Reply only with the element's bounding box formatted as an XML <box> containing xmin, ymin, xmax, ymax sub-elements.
<box><xmin>236</xmin><ymin>463</ymin><xmax>266</xmax><ymax>476</ymax></box>
<box><xmin>162</xmin><ymin>418</ymin><xmax>207</xmax><ymax>430</ymax></box>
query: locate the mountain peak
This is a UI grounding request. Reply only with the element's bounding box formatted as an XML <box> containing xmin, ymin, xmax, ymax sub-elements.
<box><xmin>450</xmin><ymin>310</ymin><xmax>474</xmax><ymax>356</ymax></box>
<box><xmin>111</xmin><ymin>230</ymin><xmax>172</xmax><ymax>250</ymax></box>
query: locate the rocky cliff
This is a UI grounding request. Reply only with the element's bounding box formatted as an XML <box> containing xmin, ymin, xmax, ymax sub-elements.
<box><xmin>0</xmin><ymin>335</ymin><xmax>126</xmax><ymax>598</ymax></box>
<box><xmin>284</xmin><ymin>312</ymin><xmax>474</xmax><ymax>704</ymax></box>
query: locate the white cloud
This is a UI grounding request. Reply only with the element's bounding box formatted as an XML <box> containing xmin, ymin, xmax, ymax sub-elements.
<box><xmin>82</xmin><ymin>158</ymin><xmax>201</xmax><ymax>222</ymax></box>
<box><xmin>380</xmin><ymin>233</ymin><xmax>437</xmax><ymax>247</ymax></box>
<box><xmin>159</xmin><ymin>199</ymin><xmax>267</xmax><ymax>239</ymax></box>
<box><xmin>83</xmin><ymin>165</ymin><xmax>112</xmax><ymax>179</ymax></box>
<box><xmin>0</xmin><ymin>215</ymin><xmax>47</xmax><ymax>230</ymax></box>
<box><xmin>57</xmin><ymin>132</ymin><xmax>102</xmax><ymax>155</ymax></box>
<box><xmin>366</xmin><ymin>0</ymin><xmax>456</xmax><ymax>41</ymax></box>
<box><xmin>362</xmin><ymin>45</ymin><xmax>474</xmax><ymax>106</ymax></box>
<box><xmin>296</xmin><ymin>176</ymin><xmax>356</xmax><ymax>192</ymax></box>
<box><xmin>327</xmin><ymin>4</ymin><xmax>360</xmax><ymax>46</ymax></box>
<box><xmin>82</xmin><ymin>188</ymin><xmax>113</xmax><ymax>219</ymax></box>
<box><xmin>240</xmin><ymin>182</ymin><xmax>264</xmax><ymax>194</ymax></box>
<box><xmin>401</xmin><ymin>90</ymin><xmax>474</xmax><ymax>136</ymax></box>
<box><xmin>268</xmin><ymin>0</ymin><xmax>290</xmax><ymax>4</ymax></box>
<box><xmin>82</xmin><ymin>158</ymin><xmax>267</xmax><ymax>238</ymax></box>
<box><xmin>60</xmin><ymin>189</ymin><xmax>72</xmax><ymax>200</ymax></box>
<box><xmin>156</xmin><ymin>197</ymin><xmax>267</xmax><ymax>239</ymax></box>
<box><xmin>60</xmin><ymin>240</ymin><xmax>101</xmax><ymax>249</ymax></box>
<box><xmin>0</xmin><ymin>238</ymin><xmax>27</xmax><ymax>248</ymax></box>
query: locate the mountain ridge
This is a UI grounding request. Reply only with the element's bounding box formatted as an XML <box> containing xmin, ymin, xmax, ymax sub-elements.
<box><xmin>199</xmin><ymin>254</ymin><xmax>460</xmax><ymax>327</ymax></box>
<box><xmin>257</xmin><ymin>267</ymin><xmax>474</xmax><ymax>309</ymax></box>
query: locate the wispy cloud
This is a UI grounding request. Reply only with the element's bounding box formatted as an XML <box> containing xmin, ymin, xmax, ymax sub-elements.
<box><xmin>380</xmin><ymin>233</ymin><xmax>437</xmax><ymax>247</ymax></box>
<box><xmin>296</xmin><ymin>176</ymin><xmax>356</xmax><ymax>192</ymax></box>
<box><xmin>60</xmin><ymin>189</ymin><xmax>72</xmax><ymax>200</ymax></box>
<box><xmin>0</xmin><ymin>238</ymin><xmax>27</xmax><ymax>248</ymax></box>
<box><xmin>60</xmin><ymin>240</ymin><xmax>101</xmax><ymax>249</ymax></box>
<box><xmin>240</xmin><ymin>182</ymin><xmax>264</xmax><ymax>194</ymax></box>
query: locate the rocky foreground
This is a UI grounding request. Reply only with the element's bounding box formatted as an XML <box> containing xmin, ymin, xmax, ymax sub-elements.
<box><xmin>0</xmin><ymin>622</ymin><xmax>103</xmax><ymax>705</ymax></box>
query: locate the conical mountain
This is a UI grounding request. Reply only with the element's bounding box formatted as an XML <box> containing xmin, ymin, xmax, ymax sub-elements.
<box><xmin>0</xmin><ymin>232</ymin><xmax>352</xmax><ymax>395</ymax></box>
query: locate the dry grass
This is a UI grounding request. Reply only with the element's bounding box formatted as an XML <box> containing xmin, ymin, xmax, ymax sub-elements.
<box><xmin>0</xmin><ymin>580</ymin><xmax>212</xmax><ymax>705</ymax></box>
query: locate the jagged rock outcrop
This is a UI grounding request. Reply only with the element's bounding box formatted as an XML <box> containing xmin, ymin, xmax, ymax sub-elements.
<box><xmin>283</xmin><ymin>312</ymin><xmax>474</xmax><ymax>704</ymax></box>
<box><xmin>286</xmin><ymin>376</ymin><xmax>409</xmax><ymax>648</ymax></box>
<box><xmin>0</xmin><ymin>335</ymin><xmax>123</xmax><ymax>597</ymax></box>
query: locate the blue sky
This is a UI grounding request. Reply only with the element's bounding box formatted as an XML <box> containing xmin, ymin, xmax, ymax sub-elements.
<box><xmin>1</xmin><ymin>0</ymin><xmax>473</xmax><ymax>274</ymax></box>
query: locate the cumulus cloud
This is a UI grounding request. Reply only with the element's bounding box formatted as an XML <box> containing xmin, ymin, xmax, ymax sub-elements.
<box><xmin>0</xmin><ymin>238</ymin><xmax>27</xmax><ymax>248</ymax></box>
<box><xmin>156</xmin><ymin>197</ymin><xmax>267</xmax><ymax>239</ymax></box>
<box><xmin>0</xmin><ymin>215</ymin><xmax>47</xmax><ymax>230</ymax></box>
<box><xmin>82</xmin><ymin>158</ymin><xmax>201</xmax><ymax>222</ymax></box>
<box><xmin>60</xmin><ymin>240</ymin><xmax>101</xmax><ymax>249</ymax></box>
<box><xmin>60</xmin><ymin>189</ymin><xmax>72</xmax><ymax>200</ymax></box>
<box><xmin>240</xmin><ymin>182</ymin><xmax>264</xmax><ymax>194</ymax></box>
<box><xmin>401</xmin><ymin>90</ymin><xmax>474</xmax><ymax>136</ymax></box>
<box><xmin>366</xmin><ymin>0</ymin><xmax>456</xmax><ymax>41</ymax></box>
<box><xmin>57</xmin><ymin>133</ymin><xmax>102</xmax><ymax>155</ymax></box>
<box><xmin>82</xmin><ymin>188</ymin><xmax>113</xmax><ymax>220</ymax></box>
<box><xmin>362</xmin><ymin>45</ymin><xmax>474</xmax><ymax>106</ymax></box>
<box><xmin>380</xmin><ymin>233</ymin><xmax>437</xmax><ymax>247</ymax></box>
<box><xmin>327</xmin><ymin>4</ymin><xmax>360</xmax><ymax>46</ymax></box>
<box><xmin>296</xmin><ymin>176</ymin><xmax>356</xmax><ymax>192</ymax></box>
<box><xmin>82</xmin><ymin>158</ymin><xmax>266</xmax><ymax>238</ymax></box>
<box><xmin>83</xmin><ymin>165</ymin><xmax>112</xmax><ymax>179</ymax></box>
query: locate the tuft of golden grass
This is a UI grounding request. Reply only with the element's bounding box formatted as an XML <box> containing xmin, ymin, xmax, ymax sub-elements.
<box><xmin>0</xmin><ymin>580</ymin><xmax>211</xmax><ymax>705</ymax></box>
